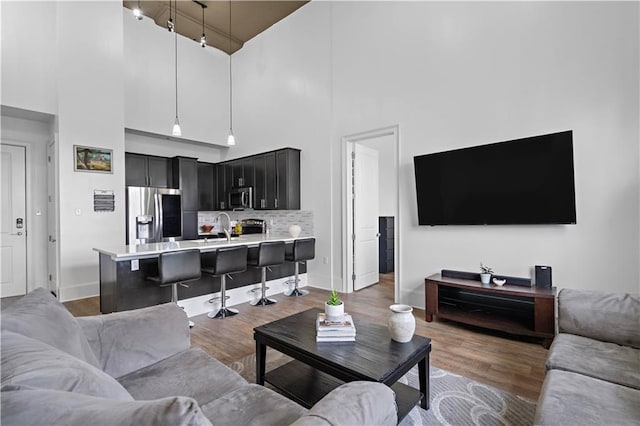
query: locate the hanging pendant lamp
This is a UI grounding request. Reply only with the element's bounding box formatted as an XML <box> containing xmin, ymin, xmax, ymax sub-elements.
<box><xmin>199</xmin><ymin>2</ymin><xmax>207</xmax><ymax>48</ymax></box>
<box><xmin>133</xmin><ymin>0</ymin><xmax>143</xmax><ymax>20</ymax></box>
<box><xmin>172</xmin><ymin>0</ymin><xmax>182</xmax><ymax>137</ymax></box>
<box><xmin>167</xmin><ymin>0</ymin><xmax>175</xmax><ymax>32</ymax></box>
<box><xmin>227</xmin><ymin>1</ymin><xmax>235</xmax><ymax>146</ymax></box>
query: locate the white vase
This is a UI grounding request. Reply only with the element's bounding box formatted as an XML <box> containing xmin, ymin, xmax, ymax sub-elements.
<box><xmin>480</xmin><ymin>273</ymin><xmax>491</xmax><ymax>284</ymax></box>
<box><xmin>325</xmin><ymin>302</ymin><xmax>344</xmax><ymax>321</ymax></box>
<box><xmin>289</xmin><ymin>224</ymin><xmax>302</xmax><ymax>238</ymax></box>
<box><xmin>388</xmin><ymin>304</ymin><xmax>416</xmax><ymax>343</ymax></box>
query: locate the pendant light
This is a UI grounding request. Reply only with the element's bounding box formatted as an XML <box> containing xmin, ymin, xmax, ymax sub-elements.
<box><xmin>227</xmin><ymin>1</ymin><xmax>235</xmax><ymax>146</ymax></box>
<box><xmin>167</xmin><ymin>0</ymin><xmax>175</xmax><ymax>32</ymax></box>
<box><xmin>132</xmin><ymin>0</ymin><xmax>143</xmax><ymax>20</ymax></box>
<box><xmin>198</xmin><ymin>1</ymin><xmax>207</xmax><ymax>48</ymax></box>
<box><xmin>172</xmin><ymin>0</ymin><xmax>182</xmax><ymax>137</ymax></box>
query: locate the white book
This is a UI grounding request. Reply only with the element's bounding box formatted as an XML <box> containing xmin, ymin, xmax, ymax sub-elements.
<box><xmin>316</xmin><ymin>335</ymin><xmax>356</xmax><ymax>342</ymax></box>
<box><xmin>317</xmin><ymin>329</ymin><xmax>356</xmax><ymax>337</ymax></box>
<box><xmin>316</xmin><ymin>313</ymin><xmax>356</xmax><ymax>332</ymax></box>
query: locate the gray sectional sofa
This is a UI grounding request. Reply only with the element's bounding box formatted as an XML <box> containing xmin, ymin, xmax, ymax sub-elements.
<box><xmin>534</xmin><ymin>288</ymin><xmax>640</xmax><ymax>425</ymax></box>
<box><xmin>1</xmin><ymin>288</ymin><xmax>398</xmax><ymax>426</ymax></box>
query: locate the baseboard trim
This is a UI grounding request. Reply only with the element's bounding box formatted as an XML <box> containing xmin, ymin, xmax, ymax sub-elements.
<box><xmin>59</xmin><ymin>282</ymin><xmax>99</xmax><ymax>303</ymax></box>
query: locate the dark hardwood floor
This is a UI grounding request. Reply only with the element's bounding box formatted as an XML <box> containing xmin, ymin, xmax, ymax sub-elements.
<box><xmin>64</xmin><ymin>273</ymin><xmax>548</xmax><ymax>401</ymax></box>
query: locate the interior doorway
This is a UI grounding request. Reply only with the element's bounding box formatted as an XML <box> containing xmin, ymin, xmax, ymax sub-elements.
<box><xmin>343</xmin><ymin>125</ymin><xmax>399</xmax><ymax>301</ymax></box>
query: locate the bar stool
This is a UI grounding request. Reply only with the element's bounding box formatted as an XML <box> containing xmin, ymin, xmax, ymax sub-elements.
<box><xmin>284</xmin><ymin>238</ymin><xmax>315</xmax><ymax>297</ymax></box>
<box><xmin>247</xmin><ymin>241</ymin><xmax>285</xmax><ymax>306</ymax></box>
<box><xmin>147</xmin><ymin>249</ymin><xmax>201</xmax><ymax>328</ymax></box>
<box><xmin>201</xmin><ymin>245</ymin><xmax>248</xmax><ymax>319</ymax></box>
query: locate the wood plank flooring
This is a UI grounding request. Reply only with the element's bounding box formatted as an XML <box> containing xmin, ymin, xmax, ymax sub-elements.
<box><xmin>64</xmin><ymin>273</ymin><xmax>548</xmax><ymax>401</ymax></box>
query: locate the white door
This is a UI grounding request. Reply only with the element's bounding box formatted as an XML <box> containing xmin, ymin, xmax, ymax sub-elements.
<box><xmin>353</xmin><ymin>143</ymin><xmax>379</xmax><ymax>291</ymax></box>
<box><xmin>1</xmin><ymin>144</ymin><xmax>27</xmax><ymax>297</ymax></box>
<box><xmin>47</xmin><ymin>141</ymin><xmax>58</xmax><ymax>295</ymax></box>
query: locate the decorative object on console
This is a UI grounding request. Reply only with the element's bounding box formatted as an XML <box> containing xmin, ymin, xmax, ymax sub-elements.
<box><xmin>480</xmin><ymin>263</ymin><xmax>493</xmax><ymax>284</ymax></box>
<box><xmin>324</xmin><ymin>290</ymin><xmax>344</xmax><ymax>320</ymax></box>
<box><xmin>535</xmin><ymin>265</ymin><xmax>553</xmax><ymax>289</ymax></box>
<box><xmin>388</xmin><ymin>304</ymin><xmax>416</xmax><ymax>343</ymax></box>
<box><xmin>288</xmin><ymin>224</ymin><xmax>301</xmax><ymax>238</ymax></box>
<box><xmin>492</xmin><ymin>278</ymin><xmax>506</xmax><ymax>286</ymax></box>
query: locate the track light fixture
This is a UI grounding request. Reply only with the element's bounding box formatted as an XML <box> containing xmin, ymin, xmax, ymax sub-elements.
<box><xmin>133</xmin><ymin>0</ymin><xmax>143</xmax><ymax>20</ymax></box>
<box><xmin>227</xmin><ymin>1</ymin><xmax>235</xmax><ymax>146</ymax></box>
<box><xmin>167</xmin><ymin>0</ymin><xmax>175</xmax><ymax>32</ymax></box>
<box><xmin>195</xmin><ymin>1</ymin><xmax>207</xmax><ymax>48</ymax></box>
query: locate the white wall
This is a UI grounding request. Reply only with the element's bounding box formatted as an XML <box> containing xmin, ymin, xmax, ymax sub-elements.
<box><xmin>237</xmin><ymin>2</ymin><xmax>640</xmax><ymax>299</ymax></box>
<box><xmin>233</xmin><ymin>2</ymin><xmax>333</xmax><ymax>286</ymax></box>
<box><xmin>1</xmin><ymin>112</ymin><xmax>53</xmax><ymax>293</ymax></box>
<box><xmin>124</xmin><ymin>12</ymin><xmax>230</xmax><ymax>147</ymax></box>
<box><xmin>1</xmin><ymin>1</ymin><xmax>57</xmax><ymax>115</ymax></box>
<box><xmin>125</xmin><ymin>131</ymin><xmax>222</xmax><ymax>164</ymax></box>
<box><xmin>55</xmin><ymin>1</ymin><xmax>126</xmax><ymax>301</ymax></box>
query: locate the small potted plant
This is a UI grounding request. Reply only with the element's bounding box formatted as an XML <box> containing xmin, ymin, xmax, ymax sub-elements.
<box><xmin>325</xmin><ymin>290</ymin><xmax>344</xmax><ymax>321</ymax></box>
<box><xmin>480</xmin><ymin>263</ymin><xmax>493</xmax><ymax>285</ymax></box>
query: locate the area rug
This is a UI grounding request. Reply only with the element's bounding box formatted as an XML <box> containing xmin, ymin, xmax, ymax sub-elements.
<box><xmin>228</xmin><ymin>349</ymin><xmax>536</xmax><ymax>426</ymax></box>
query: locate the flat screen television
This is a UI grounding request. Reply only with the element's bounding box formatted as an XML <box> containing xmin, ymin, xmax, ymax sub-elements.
<box><xmin>413</xmin><ymin>130</ymin><xmax>577</xmax><ymax>225</ymax></box>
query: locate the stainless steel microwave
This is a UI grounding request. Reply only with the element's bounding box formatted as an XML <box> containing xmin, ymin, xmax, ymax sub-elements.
<box><xmin>228</xmin><ymin>187</ymin><xmax>253</xmax><ymax>210</ymax></box>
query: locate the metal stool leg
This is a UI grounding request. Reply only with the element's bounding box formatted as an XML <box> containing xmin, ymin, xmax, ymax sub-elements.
<box><xmin>208</xmin><ymin>275</ymin><xmax>239</xmax><ymax>319</ymax></box>
<box><xmin>286</xmin><ymin>262</ymin><xmax>308</xmax><ymax>297</ymax></box>
<box><xmin>251</xmin><ymin>267</ymin><xmax>277</xmax><ymax>306</ymax></box>
<box><xmin>173</xmin><ymin>283</ymin><xmax>195</xmax><ymax>328</ymax></box>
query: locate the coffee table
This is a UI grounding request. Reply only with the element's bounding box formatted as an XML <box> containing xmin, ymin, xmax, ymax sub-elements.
<box><xmin>253</xmin><ymin>308</ymin><xmax>431</xmax><ymax>423</ymax></box>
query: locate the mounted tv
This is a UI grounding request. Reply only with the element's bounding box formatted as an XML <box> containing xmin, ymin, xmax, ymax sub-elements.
<box><xmin>413</xmin><ymin>131</ymin><xmax>576</xmax><ymax>225</ymax></box>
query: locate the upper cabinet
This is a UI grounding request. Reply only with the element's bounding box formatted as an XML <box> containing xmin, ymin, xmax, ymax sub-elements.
<box><xmin>125</xmin><ymin>153</ymin><xmax>171</xmax><ymax>188</ymax></box>
<box><xmin>251</xmin><ymin>148</ymin><xmax>300</xmax><ymax>210</ymax></box>
<box><xmin>197</xmin><ymin>162</ymin><xmax>216</xmax><ymax>211</ymax></box>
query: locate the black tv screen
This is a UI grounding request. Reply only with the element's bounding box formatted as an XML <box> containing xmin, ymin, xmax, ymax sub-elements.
<box><xmin>413</xmin><ymin>131</ymin><xmax>577</xmax><ymax>225</ymax></box>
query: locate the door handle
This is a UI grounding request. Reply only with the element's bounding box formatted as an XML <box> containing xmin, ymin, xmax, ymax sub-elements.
<box><xmin>11</xmin><ymin>232</ymin><xmax>23</xmax><ymax>236</ymax></box>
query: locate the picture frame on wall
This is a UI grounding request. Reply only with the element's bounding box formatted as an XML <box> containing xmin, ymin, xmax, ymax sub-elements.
<box><xmin>74</xmin><ymin>145</ymin><xmax>113</xmax><ymax>173</ymax></box>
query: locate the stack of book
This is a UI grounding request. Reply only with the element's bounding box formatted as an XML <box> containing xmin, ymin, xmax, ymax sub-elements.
<box><xmin>316</xmin><ymin>312</ymin><xmax>356</xmax><ymax>342</ymax></box>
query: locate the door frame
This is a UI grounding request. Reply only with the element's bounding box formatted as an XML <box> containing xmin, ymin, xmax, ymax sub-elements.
<box><xmin>342</xmin><ymin>125</ymin><xmax>400</xmax><ymax>302</ymax></box>
<box><xmin>47</xmin><ymin>137</ymin><xmax>60</xmax><ymax>298</ymax></box>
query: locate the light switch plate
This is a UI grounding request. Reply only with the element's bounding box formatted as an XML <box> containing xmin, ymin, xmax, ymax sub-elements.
<box><xmin>131</xmin><ymin>259</ymin><xmax>139</xmax><ymax>271</ymax></box>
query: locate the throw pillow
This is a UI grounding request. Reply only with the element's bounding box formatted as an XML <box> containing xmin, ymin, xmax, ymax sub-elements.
<box><xmin>1</xmin><ymin>331</ymin><xmax>132</xmax><ymax>400</ymax></box>
<box><xmin>0</xmin><ymin>287</ymin><xmax>100</xmax><ymax>367</ymax></box>
<box><xmin>0</xmin><ymin>385</ymin><xmax>212</xmax><ymax>426</ymax></box>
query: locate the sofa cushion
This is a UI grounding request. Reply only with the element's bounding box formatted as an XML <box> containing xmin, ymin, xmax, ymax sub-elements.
<box><xmin>534</xmin><ymin>369</ymin><xmax>640</xmax><ymax>426</ymax></box>
<box><xmin>0</xmin><ymin>287</ymin><xmax>100</xmax><ymax>367</ymax></box>
<box><xmin>558</xmin><ymin>288</ymin><xmax>640</xmax><ymax>348</ymax></box>
<box><xmin>118</xmin><ymin>348</ymin><xmax>247</xmax><ymax>407</ymax></box>
<box><xmin>200</xmin><ymin>384</ymin><xmax>306</xmax><ymax>426</ymax></box>
<box><xmin>0</xmin><ymin>384</ymin><xmax>211</xmax><ymax>426</ymax></box>
<box><xmin>547</xmin><ymin>333</ymin><xmax>640</xmax><ymax>390</ymax></box>
<box><xmin>1</xmin><ymin>331</ymin><xmax>132</xmax><ymax>400</ymax></box>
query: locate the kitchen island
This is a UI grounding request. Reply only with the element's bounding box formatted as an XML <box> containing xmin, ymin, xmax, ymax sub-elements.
<box><xmin>94</xmin><ymin>233</ymin><xmax>310</xmax><ymax>316</ymax></box>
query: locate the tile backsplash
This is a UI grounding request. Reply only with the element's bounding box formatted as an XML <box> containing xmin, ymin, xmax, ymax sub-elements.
<box><xmin>198</xmin><ymin>210</ymin><xmax>314</xmax><ymax>236</ymax></box>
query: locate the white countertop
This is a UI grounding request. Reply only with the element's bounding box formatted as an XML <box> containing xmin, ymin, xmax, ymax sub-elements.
<box><xmin>94</xmin><ymin>233</ymin><xmax>311</xmax><ymax>261</ymax></box>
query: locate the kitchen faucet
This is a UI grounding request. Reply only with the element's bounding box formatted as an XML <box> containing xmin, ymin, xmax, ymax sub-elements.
<box><xmin>215</xmin><ymin>212</ymin><xmax>232</xmax><ymax>242</ymax></box>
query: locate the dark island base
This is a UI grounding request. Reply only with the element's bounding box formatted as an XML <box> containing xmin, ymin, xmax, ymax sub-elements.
<box><xmin>99</xmin><ymin>252</ymin><xmax>306</xmax><ymax>314</ymax></box>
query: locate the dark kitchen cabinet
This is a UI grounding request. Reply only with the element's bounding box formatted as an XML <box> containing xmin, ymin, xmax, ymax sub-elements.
<box><xmin>197</xmin><ymin>162</ymin><xmax>216</xmax><ymax>211</ymax></box>
<box><xmin>254</xmin><ymin>153</ymin><xmax>277</xmax><ymax>209</ymax></box>
<box><xmin>230</xmin><ymin>158</ymin><xmax>255</xmax><ymax>188</ymax></box>
<box><xmin>172</xmin><ymin>157</ymin><xmax>198</xmax><ymax>239</ymax></box>
<box><xmin>378</xmin><ymin>216</ymin><xmax>394</xmax><ymax>273</ymax></box>
<box><xmin>216</xmin><ymin>164</ymin><xmax>231</xmax><ymax>210</ymax></box>
<box><xmin>125</xmin><ymin>153</ymin><xmax>171</xmax><ymax>188</ymax></box>
<box><xmin>275</xmin><ymin>149</ymin><xmax>300</xmax><ymax>210</ymax></box>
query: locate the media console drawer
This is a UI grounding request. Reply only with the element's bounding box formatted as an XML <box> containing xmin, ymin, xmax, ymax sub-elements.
<box><xmin>425</xmin><ymin>273</ymin><xmax>556</xmax><ymax>348</ymax></box>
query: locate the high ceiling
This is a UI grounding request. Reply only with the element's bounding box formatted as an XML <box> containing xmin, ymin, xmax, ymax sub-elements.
<box><xmin>123</xmin><ymin>1</ymin><xmax>308</xmax><ymax>55</ymax></box>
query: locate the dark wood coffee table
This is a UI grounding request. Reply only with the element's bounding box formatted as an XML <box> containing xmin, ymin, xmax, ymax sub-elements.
<box><xmin>253</xmin><ymin>308</ymin><xmax>431</xmax><ymax>423</ymax></box>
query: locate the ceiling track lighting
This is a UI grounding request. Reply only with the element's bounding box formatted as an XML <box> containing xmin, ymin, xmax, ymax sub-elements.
<box><xmin>227</xmin><ymin>0</ymin><xmax>235</xmax><ymax>146</ymax></box>
<box><xmin>172</xmin><ymin>0</ymin><xmax>182</xmax><ymax>137</ymax></box>
<box><xmin>194</xmin><ymin>1</ymin><xmax>208</xmax><ymax>48</ymax></box>
<box><xmin>133</xmin><ymin>0</ymin><xmax>143</xmax><ymax>20</ymax></box>
<box><xmin>167</xmin><ymin>0</ymin><xmax>175</xmax><ymax>32</ymax></box>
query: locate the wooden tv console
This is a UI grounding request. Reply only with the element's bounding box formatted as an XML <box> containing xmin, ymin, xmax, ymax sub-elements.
<box><xmin>425</xmin><ymin>273</ymin><xmax>556</xmax><ymax>348</ymax></box>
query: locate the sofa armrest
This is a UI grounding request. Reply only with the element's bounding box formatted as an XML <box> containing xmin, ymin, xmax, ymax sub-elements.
<box><xmin>76</xmin><ymin>303</ymin><xmax>190</xmax><ymax>378</ymax></box>
<box><xmin>289</xmin><ymin>382</ymin><xmax>397</xmax><ymax>426</ymax></box>
<box><xmin>558</xmin><ymin>288</ymin><xmax>640</xmax><ymax>348</ymax></box>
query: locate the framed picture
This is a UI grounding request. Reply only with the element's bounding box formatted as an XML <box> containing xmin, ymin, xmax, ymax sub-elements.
<box><xmin>74</xmin><ymin>145</ymin><xmax>113</xmax><ymax>173</ymax></box>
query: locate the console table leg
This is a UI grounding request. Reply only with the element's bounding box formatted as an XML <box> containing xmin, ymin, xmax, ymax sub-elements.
<box><xmin>418</xmin><ymin>356</ymin><xmax>429</xmax><ymax>410</ymax></box>
<box><xmin>425</xmin><ymin>313</ymin><xmax>433</xmax><ymax>322</ymax></box>
<box><xmin>256</xmin><ymin>340</ymin><xmax>266</xmax><ymax>385</ymax></box>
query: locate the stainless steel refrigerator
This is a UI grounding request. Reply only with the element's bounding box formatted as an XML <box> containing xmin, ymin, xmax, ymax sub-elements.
<box><xmin>126</xmin><ymin>187</ymin><xmax>182</xmax><ymax>245</ymax></box>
